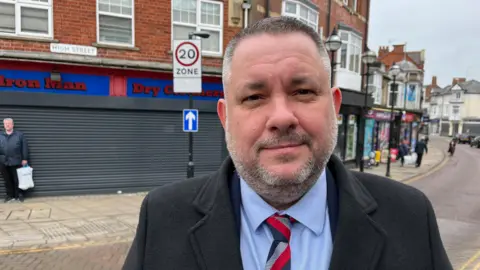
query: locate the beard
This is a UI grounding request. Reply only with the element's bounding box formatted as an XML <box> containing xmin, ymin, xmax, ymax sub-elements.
<box><xmin>225</xmin><ymin>103</ymin><xmax>338</xmax><ymax>208</ymax></box>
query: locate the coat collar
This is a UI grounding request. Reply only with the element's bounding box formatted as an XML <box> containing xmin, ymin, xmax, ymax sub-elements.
<box><xmin>188</xmin><ymin>155</ymin><xmax>386</xmax><ymax>270</ymax></box>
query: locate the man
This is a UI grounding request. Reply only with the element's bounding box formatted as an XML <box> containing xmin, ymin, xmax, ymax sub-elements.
<box><xmin>123</xmin><ymin>17</ymin><xmax>452</xmax><ymax>269</ymax></box>
<box><xmin>415</xmin><ymin>138</ymin><xmax>428</xmax><ymax>167</ymax></box>
<box><xmin>0</xmin><ymin>118</ymin><xmax>29</xmax><ymax>202</ymax></box>
<box><xmin>398</xmin><ymin>138</ymin><xmax>409</xmax><ymax>167</ymax></box>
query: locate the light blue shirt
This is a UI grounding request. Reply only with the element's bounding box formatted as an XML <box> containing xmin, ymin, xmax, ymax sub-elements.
<box><xmin>239</xmin><ymin>170</ymin><xmax>333</xmax><ymax>270</ymax></box>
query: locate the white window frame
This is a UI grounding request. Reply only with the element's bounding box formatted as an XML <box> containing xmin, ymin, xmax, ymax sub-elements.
<box><xmin>0</xmin><ymin>0</ymin><xmax>53</xmax><ymax>38</ymax></box>
<box><xmin>352</xmin><ymin>0</ymin><xmax>357</xmax><ymax>11</ymax></box>
<box><xmin>387</xmin><ymin>82</ymin><xmax>404</xmax><ymax>108</ymax></box>
<box><xmin>171</xmin><ymin>0</ymin><xmax>224</xmax><ymax>57</ymax></box>
<box><xmin>96</xmin><ymin>0</ymin><xmax>135</xmax><ymax>47</ymax></box>
<box><xmin>282</xmin><ymin>0</ymin><xmax>319</xmax><ymax>31</ymax></box>
<box><xmin>337</xmin><ymin>30</ymin><xmax>362</xmax><ymax>74</ymax></box>
<box><xmin>343</xmin><ymin>0</ymin><xmax>348</xmax><ymax>5</ymax></box>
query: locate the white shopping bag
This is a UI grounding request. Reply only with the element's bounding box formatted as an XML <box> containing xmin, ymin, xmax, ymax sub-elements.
<box><xmin>17</xmin><ymin>166</ymin><xmax>34</xmax><ymax>190</ymax></box>
<box><xmin>404</xmin><ymin>153</ymin><xmax>417</xmax><ymax>165</ymax></box>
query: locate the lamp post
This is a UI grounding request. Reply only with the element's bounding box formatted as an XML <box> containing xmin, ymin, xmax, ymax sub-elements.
<box><xmin>186</xmin><ymin>31</ymin><xmax>210</xmax><ymax>178</ymax></box>
<box><xmin>358</xmin><ymin>48</ymin><xmax>377</xmax><ymax>172</ymax></box>
<box><xmin>386</xmin><ymin>62</ymin><xmax>402</xmax><ymax>177</ymax></box>
<box><xmin>325</xmin><ymin>27</ymin><xmax>342</xmax><ymax>87</ymax></box>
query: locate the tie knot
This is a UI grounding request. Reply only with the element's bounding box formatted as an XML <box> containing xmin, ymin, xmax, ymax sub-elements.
<box><xmin>266</xmin><ymin>214</ymin><xmax>295</xmax><ymax>242</ymax></box>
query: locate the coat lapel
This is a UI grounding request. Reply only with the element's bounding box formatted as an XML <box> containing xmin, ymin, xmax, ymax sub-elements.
<box><xmin>188</xmin><ymin>158</ymin><xmax>243</xmax><ymax>270</ymax></box>
<box><xmin>327</xmin><ymin>155</ymin><xmax>387</xmax><ymax>270</ymax></box>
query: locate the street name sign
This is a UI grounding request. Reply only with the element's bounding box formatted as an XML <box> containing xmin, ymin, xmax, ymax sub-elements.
<box><xmin>183</xmin><ymin>109</ymin><xmax>199</xmax><ymax>132</ymax></box>
<box><xmin>173</xmin><ymin>40</ymin><xmax>202</xmax><ymax>93</ymax></box>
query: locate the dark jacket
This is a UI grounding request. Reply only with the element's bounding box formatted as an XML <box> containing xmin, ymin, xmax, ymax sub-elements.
<box><xmin>415</xmin><ymin>141</ymin><xmax>428</xmax><ymax>154</ymax></box>
<box><xmin>123</xmin><ymin>155</ymin><xmax>452</xmax><ymax>270</ymax></box>
<box><xmin>0</xmin><ymin>130</ymin><xmax>29</xmax><ymax>166</ymax></box>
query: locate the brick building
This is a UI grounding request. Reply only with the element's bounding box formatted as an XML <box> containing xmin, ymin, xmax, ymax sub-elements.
<box><xmin>0</xmin><ymin>0</ymin><xmax>373</xmax><ymax>196</ymax></box>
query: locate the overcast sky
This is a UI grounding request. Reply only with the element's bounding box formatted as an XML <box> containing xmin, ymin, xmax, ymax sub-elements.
<box><xmin>368</xmin><ymin>0</ymin><xmax>480</xmax><ymax>87</ymax></box>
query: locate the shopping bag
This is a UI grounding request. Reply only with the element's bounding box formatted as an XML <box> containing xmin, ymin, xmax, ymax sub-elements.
<box><xmin>17</xmin><ymin>166</ymin><xmax>34</xmax><ymax>190</ymax></box>
<box><xmin>405</xmin><ymin>153</ymin><xmax>417</xmax><ymax>165</ymax></box>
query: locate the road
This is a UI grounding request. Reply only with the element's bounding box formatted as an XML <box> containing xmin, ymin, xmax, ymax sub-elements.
<box><xmin>410</xmin><ymin>139</ymin><xmax>480</xmax><ymax>270</ymax></box>
<box><xmin>0</xmin><ymin>137</ymin><xmax>479</xmax><ymax>269</ymax></box>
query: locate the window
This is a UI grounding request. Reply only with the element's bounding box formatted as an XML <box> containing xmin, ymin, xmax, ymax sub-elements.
<box><xmin>0</xmin><ymin>0</ymin><xmax>52</xmax><ymax>37</ymax></box>
<box><xmin>338</xmin><ymin>31</ymin><xmax>362</xmax><ymax>73</ymax></box>
<box><xmin>343</xmin><ymin>0</ymin><xmax>348</xmax><ymax>5</ymax></box>
<box><xmin>388</xmin><ymin>82</ymin><xmax>403</xmax><ymax>107</ymax></box>
<box><xmin>97</xmin><ymin>0</ymin><xmax>134</xmax><ymax>46</ymax></box>
<box><xmin>456</xmin><ymin>92</ymin><xmax>461</xmax><ymax>99</ymax></box>
<box><xmin>452</xmin><ymin>106</ymin><xmax>459</xmax><ymax>115</ymax></box>
<box><xmin>352</xmin><ymin>0</ymin><xmax>357</xmax><ymax>11</ymax></box>
<box><xmin>282</xmin><ymin>0</ymin><xmax>318</xmax><ymax>31</ymax></box>
<box><xmin>172</xmin><ymin>0</ymin><xmax>223</xmax><ymax>55</ymax></box>
<box><xmin>345</xmin><ymin>115</ymin><xmax>357</xmax><ymax>160</ymax></box>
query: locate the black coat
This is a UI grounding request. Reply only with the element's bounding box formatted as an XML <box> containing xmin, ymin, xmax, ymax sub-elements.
<box><xmin>0</xmin><ymin>130</ymin><xmax>29</xmax><ymax>166</ymax></box>
<box><xmin>123</xmin><ymin>155</ymin><xmax>453</xmax><ymax>270</ymax></box>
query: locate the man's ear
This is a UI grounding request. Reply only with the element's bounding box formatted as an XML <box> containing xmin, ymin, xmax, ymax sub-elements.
<box><xmin>217</xmin><ymin>98</ymin><xmax>227</xmax><ymax>130</ymax></box>
<box><xmin>332</xmin><ymin>87</ymin><xmax>342</xmax><ymax>114</ymax></box>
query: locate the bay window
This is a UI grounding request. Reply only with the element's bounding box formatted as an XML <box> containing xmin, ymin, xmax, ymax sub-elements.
<box><xmin>282</xmin><ymin>0</ymin><xmax>318</xmax><ymax>31</ymax></box>
<box><xmin>172</xmin><ymin>0</ymin><xmax>223</xmax><ymax>56</ymax></box>
<box><xmin>0</xmin><ymin>0</ymin><xmax>52</xmax><ymax>37</ymax></box>
<box><xmin>97</xmin><ymin>0</ymin><xmax>134</xmax><ymax>46</ymax></box>
<box><xmin>338</xmin><ymin>31</ymin><xmax>362</xmax><ymax>74</ymax></box>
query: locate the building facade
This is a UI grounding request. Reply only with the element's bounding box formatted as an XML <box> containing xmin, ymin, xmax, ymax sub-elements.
<box><xmin>428</xmin><ymin>78</ymin><xmax>480</xmax><ymax>136</ymax></box>
<box><xmin>0</xmin><ymin>0</ymin><xmax>372</xmax><ymax>197</ymax></box>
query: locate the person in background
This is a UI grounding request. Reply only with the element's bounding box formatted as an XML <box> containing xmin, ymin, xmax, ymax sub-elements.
<box><xmin>398</xmin><ymin>139</ymin><xmax>410</xmax><ymax>167</ymax></box>
<box><xmin>414</xmin><ymin>138</ymin><xmax>428</xmax><ymax>168</ymax></box>
<box><xmin>0</xmin><ymin>118</ymin><xmax>29</xmax><ymax>202</ymax></box>
<box><xmin>447</xmin><ymin>139</ymin><xmax>456</xmax><ymax>156</ymax></box>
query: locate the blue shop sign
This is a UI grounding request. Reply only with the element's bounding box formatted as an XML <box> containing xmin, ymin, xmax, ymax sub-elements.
<box><xmin>127</xmin><ymin>77</ymin><xmax>224</xmax><ymax>101</ymax></box>
<box><xmin>0</xmin><ymin>69</ymin><xmax>110</xmax><ymax>96</ymax></box>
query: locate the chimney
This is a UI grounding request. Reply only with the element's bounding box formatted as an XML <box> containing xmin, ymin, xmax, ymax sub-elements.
<box><xmin>378</xmin><ymin>46</ymin><xmax>390</xmax><ymax>58</ymax></box>
<box><xmin>457</xmin><ymin>77</ymin><xmax>466</xmax><ymax>83</ymax></box>
<box><xmin>432</xmin><ymin>76</ymin><xmax>437</xmax><ymax>87</ymax></box>
<box><xmin>452</xmin><ymin>78</ymin><xmax>458</xmax><ymax>85</ymax></box>
<box><xmin>392</xmin><ymin>44</ymin><xmax>405</xmax><ymax>53</ymax></box>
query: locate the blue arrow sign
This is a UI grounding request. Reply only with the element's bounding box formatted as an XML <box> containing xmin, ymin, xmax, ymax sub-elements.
<box><xmin>183</xmin><ymin>109</ymin><xmax>198</xmax><ymax>132</ymax></box>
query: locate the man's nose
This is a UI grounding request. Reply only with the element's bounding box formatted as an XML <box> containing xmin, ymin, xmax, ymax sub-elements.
<box><xmin>265</xmin><ymin>96</ymin><xmax>299</xmax><ymax>133</ymax></box>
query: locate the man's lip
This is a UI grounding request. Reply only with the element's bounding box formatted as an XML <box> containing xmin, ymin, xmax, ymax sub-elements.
<box><xmin>262</xmin><ymin>143</ymin><xmax>303</xmax><ymax>150</ymax></box>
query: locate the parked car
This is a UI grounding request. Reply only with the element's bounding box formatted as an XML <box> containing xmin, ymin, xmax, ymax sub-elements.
<box><xmin>470</xmin><ymin>136</ymin><xmax>480</xmax><ymax>148</ymax></box>
<box><xmin>458</xmin><ymin>133</ymin><xmax>476</xmax><ymax>144</ymax></box>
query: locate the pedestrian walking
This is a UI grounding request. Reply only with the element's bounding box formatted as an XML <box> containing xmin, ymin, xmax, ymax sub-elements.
<box><xmin>0</xmin><ymin>118</ymin><xmax>29</xmax><ymax>202</ymax></box>
<box><xmin>398</xmin><ymin>139</ymin><xmax>409</xmax><ymax>167</ymax></box>
<box><xmin>414</xmin><ymin>138</ymin><xmax>428</xmax><ymax>167</ymax></box>
<box><xmin>447</xmin><ymin>139</ymin><xmax>456</xmax><ymax>156</ymax></box>
<box><xmin>123</xmin><ymin>17</ymin><xmax>452</xmax><ymax>270</ymax></box>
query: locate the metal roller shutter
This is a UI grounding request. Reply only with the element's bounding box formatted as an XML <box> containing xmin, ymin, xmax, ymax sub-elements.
<box><xmin>0</xmin><ymin>106</ymin><xmax>225</xmax><ymax>197</ymax></box>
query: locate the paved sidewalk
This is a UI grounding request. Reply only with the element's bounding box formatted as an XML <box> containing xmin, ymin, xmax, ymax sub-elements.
<box><xmin>0</xmin><ymin>193</ymin><xmax>145</xmax><ymax>251</ymax></box>
<box><xmin>352</xmin><ymin>136</ymin><xmax>448</xmax><ymax>182</ymax></box>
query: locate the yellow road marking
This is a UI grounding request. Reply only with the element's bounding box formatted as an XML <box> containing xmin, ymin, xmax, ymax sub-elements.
<box><xmin>403</xmin><ymin>152</ymin><xmax>449</xmax><ymax>184</ymax></box>
<box><xmin>0</xmin><ymin>238</ymin><xmax>132</xmax><ymax>255</ymax></box>
<box><xmin>458</xmin><ymin>249</ymin><xmax>480</xmax><ymax>270</ymax></box>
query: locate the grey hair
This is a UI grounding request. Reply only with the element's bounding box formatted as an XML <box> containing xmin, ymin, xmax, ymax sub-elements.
<box><xmin>222</xmin><ymin>16</ymin><xmax>332</xmax><ymax>94</ymax></box>
<box><xmin>3</xmin><ymin>118</ymin><xmax>13</xmax><ymax>123</ymax></box>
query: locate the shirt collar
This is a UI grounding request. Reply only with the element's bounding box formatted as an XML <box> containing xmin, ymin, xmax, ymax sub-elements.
<box><xmin>240</xmin><ymin>169</ymin><xmax>328</xmax><ymax>236</ymax></box>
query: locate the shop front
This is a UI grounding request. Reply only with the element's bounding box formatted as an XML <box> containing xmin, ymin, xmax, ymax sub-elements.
<box><xmin>0</xmin><ymin>61</ymin><xmax>226</xmax><ymax>197</ymax></box>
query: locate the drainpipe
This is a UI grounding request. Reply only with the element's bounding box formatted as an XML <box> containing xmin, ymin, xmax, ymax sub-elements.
<box><xmin>265</xmin><ymin>0</ymin><xmax>270</xmax><ymax>18</ymax></box>
<box><xmin>242</xmin><ymin>1</ymin><xmax>251</xmax><ymax>28</ymax></box>
<box><xmin>327</xmin><ymin>0</ymin><xmax>332</xmax><ymax>34</ymax></box>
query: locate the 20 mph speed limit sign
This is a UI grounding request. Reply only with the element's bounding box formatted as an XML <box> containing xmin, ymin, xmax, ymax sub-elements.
<box><xmin>173</xmin><ymin>40</ymin><xmax>202</xmax><ymax>93</ymax></box>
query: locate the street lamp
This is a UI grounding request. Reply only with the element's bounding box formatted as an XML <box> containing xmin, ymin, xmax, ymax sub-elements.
<box><xmin>358</xmin><ymin>47</ymin><xmax>377</xmax><ymax>172</ymax></box>
<box><xmin>325</xmin><ymin>27</ymin><xmax>342</xmax><ymax>87</ymax></box>
<box><xmin>386</xmin><ymin>62</ymin><xmax>402</xmax><ymax>177</ymax></box>
<box><xmin>186</xmin><ymin>31</ymin><xmax>210</xmax><ymax>178</ymax></box>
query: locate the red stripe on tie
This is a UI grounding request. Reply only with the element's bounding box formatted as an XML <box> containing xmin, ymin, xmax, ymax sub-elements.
<box><xmin>270</xmin><ymin>245</ymin><xmax>291</xmax><ymax>270</ymax></box>
<box><xmin>266</xmin><ymin>216</ymin><xmax>291</xmax><ymax>240</ymax></box>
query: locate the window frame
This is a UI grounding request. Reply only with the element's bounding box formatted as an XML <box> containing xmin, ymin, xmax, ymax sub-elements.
<box><xmin>387</xmin><ymin>82</ymin><xmax>404</xmax><ymax>108</ymax></box>
<box><xmin>337</xmin><ymin>30</ymin><xmax>363</xmax><ymax>74</ymax></box>
<box><xmin>282</xmin><ymin>0</ymin><xmax>319</xmax><ymax>32</ymax></box>
<box><xmin>0</xmin><ymin>0</ymin><xmax>53</xmax><ymax>38</ymax></box>
<box><xmin>171</xmin><ymin>0</ymin><xmax>224</xmax><ymax>57</ymax></box>
<box><xmin>96</xmin><ymin>0</ymin><xmax>135</xmax><ymax>47</ymax></box>
<box><xmin>352</xmin><ymin>0</ymin><xmax>357</xmax><ymax>11</ymax></box>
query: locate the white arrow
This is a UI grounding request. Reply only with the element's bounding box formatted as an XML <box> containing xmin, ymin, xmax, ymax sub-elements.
<box><xmin>186</xmin><ymin>111</ymin><xmax>196</xmax><ymax>130</ymax></box>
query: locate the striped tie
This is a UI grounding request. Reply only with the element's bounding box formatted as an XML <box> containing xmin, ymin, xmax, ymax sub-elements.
<box><xmin>265</xmin><ymin>213</ymin><xmax>295</xmax><ymax>270</ymax></box>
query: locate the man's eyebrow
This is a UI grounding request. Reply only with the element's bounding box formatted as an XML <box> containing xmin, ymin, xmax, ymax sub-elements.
<box><xmin>243</xmin><ymin>81</ymin><xmax>266</xmax><ymax>90</ymax></box>
<box><xmin>290</xmin><ymin>76</ymin><xmax>317</xmax><ymax>87</ymax></box>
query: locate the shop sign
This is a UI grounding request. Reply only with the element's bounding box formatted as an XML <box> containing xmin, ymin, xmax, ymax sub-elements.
<box><xmin>337</xmin><ymin>114</ymin><xmax>343</xmax><ymax>125</ymax></box>
<box><xmin>0</xmin><ymin>69</ymin><xmax>109</xmax><ymax>96</ymax></box>
<box><xmin>127</xmin><ymin>78</ymin><xmax>223</xmax><ymax>101</ymax></box>
<box><xmin>402</xmin><ymin>113</ymin><xmax>415</xmax><ymax>122</ymax></box>
<box><xmin>366</xmin><ymin>109</ymin><xmax>394</xmax><ymax>121</ymax></box>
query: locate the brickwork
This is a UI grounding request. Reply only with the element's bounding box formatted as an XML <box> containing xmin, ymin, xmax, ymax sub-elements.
<box><xmin>0</xmin><ymin>0</ymin><xmax>241</xmax><ymax>69</ymax></box>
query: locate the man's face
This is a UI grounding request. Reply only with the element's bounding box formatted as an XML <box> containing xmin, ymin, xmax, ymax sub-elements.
<box><xmin>3</xmin><ymin>120</ymin><xmax>13</xmax><ymax>132</ymax></box>
<box><xmin>218</xmin><ymin>32</ymin><xmax>342</xmax><ymax>200</ymax></box>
